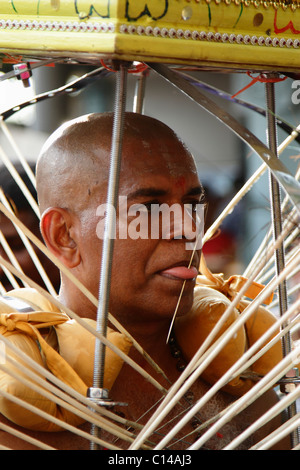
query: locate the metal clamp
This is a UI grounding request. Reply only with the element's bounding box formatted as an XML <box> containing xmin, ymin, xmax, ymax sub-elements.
<box><xmin>87</xmin><ymin>387</ymin><xmax>127</xmax><ymax>408</ymax></box>
<box><xmin>279</xmin><ymin>368</ymin><xmax>300</xmax><ymax>394</ymax></box>
<box><xmin>13</xmin><ymin>63</ymin><xmax>32</xmax><ymax>87</ymax></box>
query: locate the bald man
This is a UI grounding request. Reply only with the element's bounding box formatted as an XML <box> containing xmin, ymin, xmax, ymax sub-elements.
<box><xmin>0</xmin><ymin>113</ymin><xmax>286</xmax><ymax>450</ymax></box>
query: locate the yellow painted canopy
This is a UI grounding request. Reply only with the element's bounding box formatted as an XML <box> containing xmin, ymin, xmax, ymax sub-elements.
<box><xmin>0</xmin><ymin>1</ymin><xmax>300</xmax><ymax>72</ymax></box>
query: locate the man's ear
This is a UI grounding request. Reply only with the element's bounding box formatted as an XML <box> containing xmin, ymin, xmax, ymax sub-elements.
<box><xmin>40</xmin><ymin>208</ymin><xmax>81</xmax><ymax>268</ymax></box>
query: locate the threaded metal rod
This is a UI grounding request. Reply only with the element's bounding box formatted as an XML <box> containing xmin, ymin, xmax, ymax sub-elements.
<box><xmin>133</xmin><ymin>70</ymin><xmax>147</xmax><ymax>114</ymax></box>
<box><xmin>90</xmin><ymin>62</ymin><xmax>128</xmax><ymax>450</ymax></box>
<box><xmin>265</xmin><ymin>78</ymin><xmax>299</xmax><ymax>447</ymax></box>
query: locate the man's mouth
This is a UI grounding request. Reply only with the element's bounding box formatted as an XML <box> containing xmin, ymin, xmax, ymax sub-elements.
<box><xmin>159</xmin><ymin>265</ymin><xmax>198</xmax><ymax>281</ymax></box>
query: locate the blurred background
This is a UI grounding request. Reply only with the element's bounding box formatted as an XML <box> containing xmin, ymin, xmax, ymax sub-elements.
<box><xmin>0</xmin><ymin>62</ymin><xmax>299</xmax><ymax>280</ymax></box>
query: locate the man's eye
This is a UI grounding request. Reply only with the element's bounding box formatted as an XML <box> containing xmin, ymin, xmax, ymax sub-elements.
<box><xmin>128</xmin><ymin>203</ymin><xmax>152</xmax><ymax>216</ymax></box>
<box><xmin>191</xmin><ymin>202</ymin><xmax>198</xmax><ymax>212</ymax></box>
<box><xmin>129</xmin><ymin>201</ymin><xmax>160</xmax><ymax>215</ymax></box>
<box><xmin>143</xmin><ymin>202</ymin><xmax>154</xmax><ymax>212</ymax></box>
<box><xmin>185</xmin><ymin>201</ymin><xmax>200</xmax><ymax>213</ymax></box>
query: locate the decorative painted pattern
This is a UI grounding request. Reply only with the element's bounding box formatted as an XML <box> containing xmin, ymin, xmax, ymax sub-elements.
<box><xmin>0</xmin><ymin>18</ymin><xmax>115</xmax><ymax>32</ymax></box>
<box><xmin>119</xmin><ymin>22</ymin><xmax>300</xmax><ymax>48</ymax></box>
<box><xmin>205</xmin><ymin>0</ymin><xmax>300</xmax><ymax>10</ymax></box>
<box><xmin>0</xmin><ymin>1</ymin><xmax>299</xmax><ymax>70</ymax></box>
<box><xmin>0</xmin><ymin>17</ymin><xmax>298</xmax><ymax>50</ymax></box>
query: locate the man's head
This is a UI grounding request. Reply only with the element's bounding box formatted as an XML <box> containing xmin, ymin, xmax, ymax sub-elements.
<box><xmin>36</xmin><ymin>112</ymin><xmax>204</xmax><ymax>326</ymax></box>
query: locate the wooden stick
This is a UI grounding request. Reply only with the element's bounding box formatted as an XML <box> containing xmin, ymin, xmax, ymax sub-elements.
<box><xmin>0</xmin><ymin>146</ymin><xmax>39</xmax><ymax>217</ymax></box>
<box><xmin>0</xmin><ymin>360</ymin><xmax>136</xmax><ymax>444</ymax></box>
<box><xmin>0</xmin><ymin>421</ymin><xmax>55</xmax><ymax>450</ymax></box>
<box><xmin>225</xmin><ymin>384</ymin><xmax>300</xmax><ymax>449</ymax></box>
<box><xmin>188</xmin><ymin>344</ymin><xmax>300</xmax><ymax>449</ymax></box>
<box><xmin>0</xmin><ymin>199</ymin><xmax>169</xmax><ymax>382</ymax></box>
<box><xmin>0</xmin><ymin>119</ymin><xmax>37</xmax><ymax>189</ymax></box>
<box><xmin>130</xmin><ymin>243</ymin><xmax>300</xmax><ymax>449</ymax></box>
<box><xmin>0</xmin><ymin>254</ymin><xmax>167</xmax><ymax>394</ymax></box>
<box><xmin>0</xmin><ymin>190</ymin><xmax>57</xmax><ymax>295</ymax></box>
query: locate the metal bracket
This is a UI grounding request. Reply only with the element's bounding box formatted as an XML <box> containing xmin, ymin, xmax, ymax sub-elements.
<box><xmin>148</xmin><ymin>63</ymin><xmax>300</xmax><ymax>214</ymax></box>
<box><xmin>87</xmin><ymin>387</ymin><xmax>127</xmax><ymax>408</ymax></box>
<box><xmin>13</xmin><ymin>63</ymin><xmax>32</xmax><ymax>88</ymax></box>
<box><xmin>279</xmin><ymin>368</ymin><xmax>300</xmax><ymax>394</ymax></box>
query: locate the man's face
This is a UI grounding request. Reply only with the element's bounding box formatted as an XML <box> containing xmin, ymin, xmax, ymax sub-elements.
<box><xmin>79</xmin><ymin>132</ymin><xmax>203</xmax><ymax>325</ymax></box>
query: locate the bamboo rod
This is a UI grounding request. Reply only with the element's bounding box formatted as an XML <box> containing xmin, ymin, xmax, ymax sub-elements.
<box><xmin>0</xmin><ymin>387</ymin><xmax>121</xmax><ymax>450</ymax></box>
<box><xmin>188</xmin><ymin>344</ymin><xmax>300</xmax><ymax>449</ymax></box>
<box><xmin>0</xmin><ymin>146</ymin><xmax>39</xmax><ymax>217</ymax></box>
<box><xmin>0</xmin><ymin>230</ymin><xmax>28</xmax><ymax>287</ymax></box>
<box><xmin>130</xmin><ymin>244</ymin><xmax>300</xmax><ymax>449</ymax></box>
<box><xmin>0</xmin><ymin>118</ymin><xmax>37</xmax><ymax>189</ymax></box>
<box><xmin>225</xmin><ymin>384</ymin><xmax>300</xmax><ymax>449</ymax></box>
<box><xmin>0</xmin><ymin>255</ymin><xmax>167</xmax><ymax>394</ymax></box>
<box><xmin>0</xmin><ymin>264</ymin><xmax>20</xmax><ymax>289</ymax></box>
<box><xmin>154</xmin><ymin>306</ymin><xmax>300</xmax><ymax>450</ymax></box>
<box><xmin>0</xmin><ymin>190</ymin><xmax>57</xmax><ymax>295</ymax></box>
<box><xmin>244</xmin><ymin>166</ymin><xmax>300</xmax><ymax>279</ymax></box>
<box><xmin>0</xmin><ymin>199</ymin><xmax>169</xmax><ymax>382</ymax></box>
<box><xmin>204</xmin><ymin>128</ymin><xmax>300</xmax><ymax>247</ymax></box>
<box><xmin>0</xmin><ymin>328</ymin><xmax>143</xmax><ymax>434</ymax></box>
<box><xmin>0</xmin><ymin>361</ymin><xmax>136</xmax><ymax>445</ymax></box>
<box><xmin>250</xmin><ymin>413</ymin><xmax>300</xmax><ymax>450</ymax></box>
<box><xmin>0</xmin><ymin>421</ymin><xmax>55</xmax><ymax>450</ymax></box>
<box><xmin>256</xmin><ymin>220</ymin><xmax>299</xmax><ymax>284</ymax></box>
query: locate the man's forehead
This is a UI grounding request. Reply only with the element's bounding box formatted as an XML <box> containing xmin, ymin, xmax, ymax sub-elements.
<box><xmin>43</xmin><ymin>113</ymin><xmax>196</xmax><ymax>175</ymax></box>
<box><xmin>120</xmin><ymin>139</ymin><xmax>196</xmax><ymax>172</ymax></box>
<box><xmin>117</xmin><ymin>137</ymin><xmax>199</xmax><ymax>194</ymax></box>
<box><xmin>118</xmin><ymin>162</ymin><xmax>201</xmax><ymax>197</ymax></box>
<box><xmin>124</xmin><ymin>183</ymin><xmax>204</xmax><ymax>201</ymax></box>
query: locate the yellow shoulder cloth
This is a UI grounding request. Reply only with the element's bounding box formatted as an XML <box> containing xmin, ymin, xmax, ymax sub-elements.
<box><xmin>0</xmin><ymin>288</ymin><xmax>132</xmax><ymax>432</ymax></box>
<box><xmin>175</xmin><ymin>256</ymin><xmax>298</xmax><ymax>396</ymax></box>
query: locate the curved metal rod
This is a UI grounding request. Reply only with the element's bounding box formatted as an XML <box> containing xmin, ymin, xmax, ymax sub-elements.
<box><xmin>0</xmin><ymin>66</ymin><xmax>109</xmax><ymax>121</ymax></box>
<box><xmin>2</xmin><ymin>64</ymin><xmax>299</xmax><ymax>150</ymax></box>
<box><xmin>149</xmin><ymin>63</ymin><xmax>300</xmax><ymax>214</ymax></box>
<box><xmin>175</xmin><ymin>69</ymin><xmax>300</xmax><ymax>146</ymax></box>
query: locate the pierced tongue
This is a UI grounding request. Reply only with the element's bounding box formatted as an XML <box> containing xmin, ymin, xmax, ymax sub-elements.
<box><xmin>160</xmin><ymin>266</ymin><xmax>198</xmax><ymax>280</ymax></box>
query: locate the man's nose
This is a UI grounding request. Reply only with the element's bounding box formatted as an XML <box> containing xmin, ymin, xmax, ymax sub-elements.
<box><xmin>164</xmin><ymin>205</ymin><xmax>203</xmax><ymax>244</ymax></box>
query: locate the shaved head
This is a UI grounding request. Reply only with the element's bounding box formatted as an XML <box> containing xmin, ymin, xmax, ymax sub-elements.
<box><xmin>36</xmin><ymin>112</ymin><xmax>202</xmax><ymax>323</ymax></box>
<box><xmin>36</xmin><ymin>112</ymin><xmax>197</xmax><ymax>215</ymax></box>
<box><xmin>36</xmin><ymin>113</ymin><xmax>111</xmax><ymax>214</ymax></box>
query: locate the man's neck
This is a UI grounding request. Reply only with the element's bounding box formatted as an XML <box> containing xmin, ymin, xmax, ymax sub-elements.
<box><xmin>58</xmin><ymin>283</ymin><xmax>175</xmax><ymax>365</ymax></box>
<box><xmin>58</xmin><ymin>284</ymin><xmax>97</xmax><ymax>320</ymax></box>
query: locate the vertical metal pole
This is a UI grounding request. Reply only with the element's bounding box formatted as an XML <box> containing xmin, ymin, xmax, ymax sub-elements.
<box><xmin>265</xmin><ymin>78</ymin><xmax>299</xmax><ymax>447</ymax></box>
<box><xmin>133</xmin><ymin>70</ymin><xmax>147</xmax><ymax>114</ymax></box>
<box><xmin>90</xmin><ymin>62</ymin><xmax>128</xmax><ymax>450</ymax></box>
